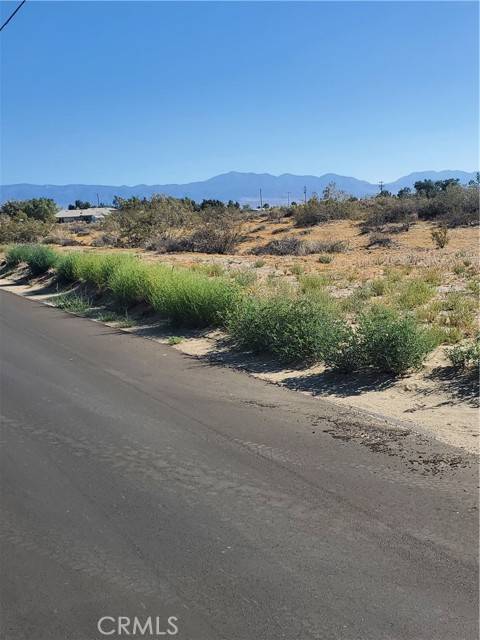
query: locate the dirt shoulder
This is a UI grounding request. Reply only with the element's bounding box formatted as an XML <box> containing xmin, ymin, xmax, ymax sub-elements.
<box><xmin>1</xmin><ymin>273</ymin><xmax>478</xmax><ymax>456</ymax></box>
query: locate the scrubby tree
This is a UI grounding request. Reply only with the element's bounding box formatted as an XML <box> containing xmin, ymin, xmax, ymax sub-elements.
<box><xmin>0</xmin><ymin>198</ymin><xmax>57</xmax><ymax>222</ymax></box>
<box><xmin>68</xmin><ymin>199</ymin><xmax>92</xmax><ymax>210</ymax></box>
<box><xmin>397</xmin><ymin>187</ymin><xmax>411</xmax><ymax>199</ymax></box>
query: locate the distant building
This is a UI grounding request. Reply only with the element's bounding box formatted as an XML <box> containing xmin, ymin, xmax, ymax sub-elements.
<box><xmin>55</xmin><ymin>207</ymin><xmax>114</xmax><ymax>223</ymax></box>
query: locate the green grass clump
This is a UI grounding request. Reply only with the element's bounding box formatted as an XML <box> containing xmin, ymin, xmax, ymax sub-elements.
<box><xmin>318</xmin><ymin>254</ymin><xmax>333</xmax><ymax>264</ymax></box>
<box><xmin>52</xmin><ymin>292</ymin><xmax>92</xmax><ymax>314</ymax></box>
<box><xmin>369</xmin><ymin>278</ymin><xmax>389</xmax><ymax>297</ymax></box>
<box><xmin>395</xmin><ymin>279</ymin><xmax>436</xmax><ymax>310</ymax></box>
<box><xmin>467</xmin><ymin>278</ymin><xmax>480</xmax><ymax>297</ymax></box>
<box><xmin>167</xmin><ymin>336</ymin><xmax>184</xmax><ymax>345</ymax></box>
<box><xmin>55</xmin><ymin>252</ymin><xmax>136</xmax><ymax>288</ymax></box>
<box><xmin>227</xmin><ymin>295</ymin><xmax>348</xmax><ymax>364</ymax></box>
<box><xmin>298</xmin><ymin>273</ymin><xmax>331</xmax><ymax>295</ymax></box>
<box><xmin>148</xmin><ymin>266</ymin><xmax>240</xmax><ymax>328</ymax></box>
<box><xmin>25</xmin><ymin>245</ymin><xmax>58</xmax><ymax>275</ymax></box>
<box><xmin>5</xmin><ymin>243</ymin><xmax>57</xmax><ymax>274</ymax></box>
<box><xmin>340</xmin><ymin>284</ymin><xmax>373</xmax><ymax>313</ymax></box>
<box><xmin>290</xmin><ymin>263</ymin><xmax>305</xmax><ymax>276</ymax></box>
<box><xmin>5</xmin><ymin>244</ymin><xmax>34</xmax><ymax>267</ymax></box>
<box><xmin>56</xmin><ymin>252</ymin><xmax>84</xmax><ymax>282</ymax></box>
<box><xmin>231</xmin><ymin>269</ymin><xmax>257</xmax><ymax>288</ymax></box>
<box><xmin>441</xmin><ymin>292</ymin><xmax>477</xmax><ymax>334</ymax></box>
<box><xmin>108</xmin><ymin>259</ymin><xmax>152</xmax><ymax>308</ymax></box>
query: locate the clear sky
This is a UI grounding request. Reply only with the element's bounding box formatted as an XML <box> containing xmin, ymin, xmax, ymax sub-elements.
<box><xmin>1</xmin><ymin>1</ymin><xmax>478</xmax><ymax>185</ymax></box>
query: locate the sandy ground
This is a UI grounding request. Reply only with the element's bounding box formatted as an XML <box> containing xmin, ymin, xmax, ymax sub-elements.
<box><xmin>1</xmin><ymin>273</ymin><xmax>478</xmax><ymax>456</ymax></box>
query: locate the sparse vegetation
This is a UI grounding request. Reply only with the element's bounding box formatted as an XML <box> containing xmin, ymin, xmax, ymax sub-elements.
<box><xmin>431</xmin><ymin>226</ymin><xmax>449</xmax><ymax>249</ymax></box>
<box><xmin>447</xmin><ymin>336</ymin><xmax>480</xmax><ymax>369</ymax></box>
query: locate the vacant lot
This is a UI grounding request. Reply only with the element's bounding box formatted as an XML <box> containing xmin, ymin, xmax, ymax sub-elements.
<box><xmin>1</xmin><ymin>210</ymin><xmax>478</xmax><ymax>453</ymax></box>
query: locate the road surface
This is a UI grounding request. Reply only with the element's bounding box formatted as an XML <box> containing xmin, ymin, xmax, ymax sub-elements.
<box><xmin>0</xmin><ymin>290</ymin><xmax>478</xmax><ymax>639</ymax></box>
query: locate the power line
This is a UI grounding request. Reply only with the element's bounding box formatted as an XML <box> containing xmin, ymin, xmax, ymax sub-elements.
<box><xmin>0</xmin><ymin>0</ymin><xmax>27</xmax><ymax>33</ymax></box>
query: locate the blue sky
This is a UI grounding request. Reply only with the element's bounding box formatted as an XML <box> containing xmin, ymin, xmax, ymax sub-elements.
<box><xmin>1</xmin><ymin>1</ymin><xmax>478</xmax><ymax>185</ymax></box>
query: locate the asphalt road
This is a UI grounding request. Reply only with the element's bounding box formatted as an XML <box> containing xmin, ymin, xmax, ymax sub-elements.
<box><xmin>0</xmin><ymin>290</ymin><xmax>478</xmax><ymax>640</ymax></box>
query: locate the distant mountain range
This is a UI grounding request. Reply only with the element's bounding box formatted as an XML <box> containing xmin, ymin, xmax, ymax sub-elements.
<box><xmin>1</xmin><ymin>170</ymin><xmax>476</xmax><ymax>207</ymax></box>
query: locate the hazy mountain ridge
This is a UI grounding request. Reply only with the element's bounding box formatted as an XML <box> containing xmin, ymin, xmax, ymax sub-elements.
<box><xmin>1</xmin><ymin>170</ymin><xmax>476</xmax><ymax>206</ymax></box>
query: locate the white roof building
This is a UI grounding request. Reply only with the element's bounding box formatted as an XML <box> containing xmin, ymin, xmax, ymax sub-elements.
<box><xmin>56</xmin><ymin>207</ymin><xmax>114</xmax><ymax>223</ymax></box>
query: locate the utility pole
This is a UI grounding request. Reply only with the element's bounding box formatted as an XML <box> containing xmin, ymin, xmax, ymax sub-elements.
<box><xmin>259</xmin><ymin>188</ymin><xmax>263</xmax><ymax>209</ymax></box>
<box><xmin>287</xmin><ymin>192</ymin><xmax>291</xmax><ymax>206</ymax></box>
<box><xmin>303</xmin><ymin>185</ymin><xmax>307</xmax><ymax>204</ymax></box>
<box><xmin>96</xmin><ymin>193</ymin><xmax>100</xmax><ymax>207</ymax></box>
<box><xmin>378</xmin><ymin>181</ymin><xmax>384</xmax><ymax>195</ymax></box>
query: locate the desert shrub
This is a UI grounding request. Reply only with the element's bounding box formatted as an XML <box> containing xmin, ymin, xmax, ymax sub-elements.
<box><xmin>431</xmin><ymin>226</ymin><xmax>449</xmax><ymax>249</ymax></box>
<box><xmin>149</xmin><ymin>232</ymin><xmax>194</xmax><ymax>253</ymax></box>
<box><xmin>418</xmin><ymin>183</ymin><xmax>479</xmax><ymax>226</ymax></box>
<box><xmin>1</xmin><ymin>198</ymin><xmax>57</xmax><ymax>223</ymax></box>
<box><xmin>318</xmin><ymin>254</ymin><xmax>333</xmax><ymax>264</ymax></box>
<box><xmin>227</xmin><ymin>295</ymin><xmax>348</xmax><ymax>364</ymax></box>
<box><xmin>147</xmin><ymin>267</ymin><xmax>240</xmax><ymax>327</ymax></box>
<box><xmin>447</xmin><ymin>336</ymin><xmax>480</xmax><ymax>369</ymax></box>
<box><xmin>361</xmin><ymin>197</ymin><xmax>417</xmax><ymax>232</ymax></box>
<box><xmin>252</xmin><ymin>236</ymin><xmax>306</xmax><ymax>256</ymax></box>
<box><xmin>367</xmin><ymin>233</ymin><xmax>394</xmax><ymax>248</ymax></box>
<box><xmin>188</xmin><ymin>223</ymin><xmax>241</xmax><ymax>254</ymax></box>
<box><xmin>310</xmin><ymin>240</ymin><xmax>348</xmax><ymax>253</ymax></box>
<box><xmin>43</xmin><ymin>233</ymin><xmax>80</xmax><ymax>246</ymax></box>
<box><xmin>395</xmin><ymin>279</ymin><xmax>435</xmax><ymax>310</ymax></box>
<box><xmin>323</xmin><ymin>328</ymin><xmax>365</xmax><ymax>373</ymax></box>
<box><xmin>359</xmin><ymin>305</ymin><xmax>436</xmax><ymax>374</ymax></box>
<box><xmin>0</xmin><ymin>216</ymin><xmax>52</xmax><ymax>244</ymax></box>
<box><xmin>253</xmin><ymin>236</ymin><xmax>346</xmax><ymax>256</ymax></box>
<box><xmin>91</xmin><ymin>233</ymin><xmax>119</xmax><ymax>247</ymax></box>
<box><xmin>24</xmin><ymin>245</ymin><xmax>58</xmax><ymax>275</ymax></box>
<box><xmin>293</xmin><ymin>195</ymin><xmax>355</xmax><ymax>227</ymax></box>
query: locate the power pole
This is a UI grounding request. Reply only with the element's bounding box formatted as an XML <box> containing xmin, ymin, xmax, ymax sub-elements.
<box><xmin>378</xmin><ymin>181</ymin><xmax>384</xmax><ymax>195</ymax></box>
<box><xmin>303</xmin><ymin>186</ymin><xmax>307</xmax><ymax>204</ymax></box>
<box><xmin>259</xmin><ymin>188</ymin><xmax>263</xmax><ymax>209</ymax></box>
<box><xmin>96</xmin><ymin>193</ymin><xmax>100</xmax><ymax>207</ymax></box>
<box><xmin>287</xmin><ymin>192</ymin><xmax>291</xmax><ymax>206</ymax></box>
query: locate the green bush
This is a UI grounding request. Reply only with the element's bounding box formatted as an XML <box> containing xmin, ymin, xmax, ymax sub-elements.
<box><xmin>359</xmin><ymin>305</ymin><xmax>436</xmax><ymax>374</ymax></box>
<box><xmin>227</xmin><ymin>295</ymin><xmax>348</xmax><ymax>364</ymax></box>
